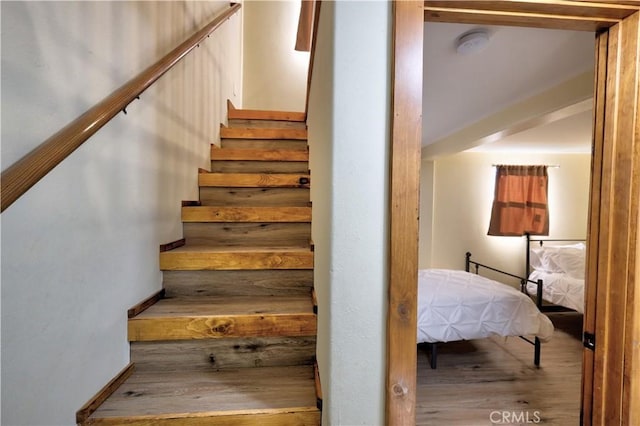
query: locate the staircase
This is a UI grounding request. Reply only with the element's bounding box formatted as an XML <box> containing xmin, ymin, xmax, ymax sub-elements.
<box><xmin>77</xmin><ymin>101</ymin><xmax>320</xmax><ymax>425</ymax></box>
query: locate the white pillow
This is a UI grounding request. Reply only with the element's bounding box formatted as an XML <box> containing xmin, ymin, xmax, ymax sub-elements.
<box><xmin>530</xmin><ymin>243</ymin><xmax>586</xmax><ymax>279</ymax></box>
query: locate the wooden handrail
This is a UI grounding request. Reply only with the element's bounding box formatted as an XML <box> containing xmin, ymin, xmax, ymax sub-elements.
<box><xmin>304</xmin><ymin>0</ymin><xmax>322</xmax><ymax>117</ymax></box>
<box><xmin>0</xmin><ymin>3</ymin><xmax>241</xmax><ymax>213</ymax></box>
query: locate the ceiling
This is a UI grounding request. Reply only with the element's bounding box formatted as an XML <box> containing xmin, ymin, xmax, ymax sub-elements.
<box><xmin>422</xmin><ymin>22</ymin><xmax>596</xmax><ymax>155</ymax></box>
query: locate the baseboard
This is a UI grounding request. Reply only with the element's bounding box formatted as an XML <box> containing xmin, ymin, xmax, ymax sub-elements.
<box><xmin>159</xmin><ymin>238</ymin><xmax>186</xmax><ymax>252</ymax></box>
<box><xmin>128</xmin><ymin>289</ymin><xmax>165</xmax><ymax>319</ymax></box>
<box><xmin>76</xmin><ymin>363</ymin><xmax>134</xmax><ymax>424</ymax></box>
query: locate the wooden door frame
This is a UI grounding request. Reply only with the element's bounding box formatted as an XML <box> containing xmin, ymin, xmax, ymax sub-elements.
<box><xmin>388</xmin><ymin>1</ymin><xmax>640</xmax><ymax>424</ymax></box>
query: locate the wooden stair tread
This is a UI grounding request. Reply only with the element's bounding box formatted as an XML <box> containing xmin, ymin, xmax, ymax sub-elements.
<box><xmin>199</xmin><ymin>172</ymin><xmax>310</xmax><ymax>188</ymax></box>
<box><xmin>182</xmin><ymin>206</ymin><xmax>311</xmax><ymax>222</ymax></box>
<box><xmin>133</xmin><ymin>295</ymin><xmax>315</xmax><ymax>318</ymax></box>
<box><xmin>211</xmin><ymin>147</ymin><xmax>309</xmax><ymax>162</ymax></box>
<box><xmin>220</xmin><ymin>126</ymin><xmax>307</xmax><ymax>141</ymax></box>
<box><xmin>128</xmin><ymin>295</ymin><xmax>316</xmax><ymax>341</ymax></box>
<box><xmin>227</xmin><ymin>100</ymin><xmax>306</xmax><ymax>122</ymax></box>
<box><xmin>88</xmin><ymin>366</ymin><xmax>319</xmax><ymax>423</ymax></box>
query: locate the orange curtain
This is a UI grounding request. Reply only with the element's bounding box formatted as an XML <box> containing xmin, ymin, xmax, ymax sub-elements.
<box><xmin>488</xmin><ymin>165</ymin><xmax>549</xmax><ymax>236</ymax></box>
<box><xmin>295</xmin><ymin>0</ymin><xmax>315</xmax><ymax>52</ymax></box>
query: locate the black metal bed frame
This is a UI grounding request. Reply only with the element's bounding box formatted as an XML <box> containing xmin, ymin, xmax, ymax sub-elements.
<box><xmin>426</xmin><ymin>252</ymin><xmax>544</xmax><ymax>369</ymax></box>
<box><xmin>525</xmin><ymin>232</ymin><xmax>585</xmax><ymax>281</ymax></box>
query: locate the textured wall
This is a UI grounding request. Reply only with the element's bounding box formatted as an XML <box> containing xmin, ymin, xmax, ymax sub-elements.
<box><xmin>308</xmin><ymin>2</ymin><xmax>391</xmax><ymax>425</ymax></box>
<box><xmin>424</xmin><ymin>152</ymin><xmax>591</xmax><ymax>282</ymax></box>
<box><xmin>242</xmin><ymin>0</ymin><xmax>309</xmax><ymax>111</ymax></box>
<box><xmin>0</xmin><ymin>2</ymin><xmax>242</xmax><ymax>424</ymax></box>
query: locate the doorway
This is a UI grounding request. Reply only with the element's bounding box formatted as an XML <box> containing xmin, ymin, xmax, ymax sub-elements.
<box><xmin>387</xmin><ymin>2</ymin><xmax>640</xmax><ymax>425</ymax></box>
<box><xmin>417</xmin><ymin>22</ymin><xmax>593</xmax><ymax>424</ymax></box>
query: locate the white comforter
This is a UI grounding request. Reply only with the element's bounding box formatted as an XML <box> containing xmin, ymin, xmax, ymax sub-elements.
<box><xmin>527</xmin><ymin>270</ymin><xmax>584</xmax><ymax>314</ymax></box>
<box><xmin>417</xmin><ymin>269</ymin><xmax>554</xmax><ymax>344</ymax></box>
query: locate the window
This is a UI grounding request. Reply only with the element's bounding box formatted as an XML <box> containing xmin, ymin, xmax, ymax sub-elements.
<box><xmin>488</xmin><ymin>165</ymin><xmax>549</xmax><ymax>236</ymax></box>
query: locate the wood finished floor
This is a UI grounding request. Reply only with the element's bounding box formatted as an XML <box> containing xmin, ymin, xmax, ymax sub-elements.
<box><xmin>417</xmin><ymin>312</ymin><xmax>583</xmax><ymax>425</ymax></box>
<box><xmin>89</xmin><ymin>365</ymin><xmax>317</xmax><ymax>419</ymax></box>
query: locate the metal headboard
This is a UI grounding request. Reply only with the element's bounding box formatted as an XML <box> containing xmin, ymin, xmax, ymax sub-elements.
<box><xmin>524</xmin><ymin>232</ymin><xmax>586</xmax><ymax>279</ymax></box>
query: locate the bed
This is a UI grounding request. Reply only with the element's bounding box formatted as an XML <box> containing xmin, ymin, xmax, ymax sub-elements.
<box><xmin>524</xmin><ymin>234</ymin><xmax>586</xmax><ymax>313</ymax></box>
<box><xmin>418</xmin><ymin>253</ymin><xmax>554</xmax><ymax>369</ymax></box>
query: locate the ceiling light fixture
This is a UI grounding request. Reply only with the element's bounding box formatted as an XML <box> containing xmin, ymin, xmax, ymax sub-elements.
<box><xmin>455</xmin><ymin>29</ymin><xmax>490</xmax><ymax>55</ymax></box>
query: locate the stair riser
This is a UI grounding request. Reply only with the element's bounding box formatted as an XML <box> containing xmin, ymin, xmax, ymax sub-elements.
<box><xmin>211</xmin><ymin>160</ymin><xmax>309</xmax><ymax>174</ymax></box>
<box><xmin>220</xmin><ymin>127</ymin><xmax>307</xmax><ymax>140</ymax></box>
<box><xmin>199</xmin><ymin>173</ymin><xmax>309</xmax><ymax>188</ymax></box>
<box><xmin>228</xmin><ymin>118</ymin><xmax>307</xmax><ymax>129</ymax></box>
<box><xmin>130</xmin><ymin>336</ymin><xmax>316</xmax><ymax>371</ymax></box>
<box><xmin>183</xmin><ymin>223</ymin><xmax>311</xmax><ymax>247</ymax></box>
<box><xmin>200</xmin><ymin>188</ymin><xmax>310</xmax><ymax>207</ymax></box>
<box><xmin>162</xmin><ymin>270</ymin><xmax>313</xmax><ymax>298</ymax></box>
<box><xmin>227</xmin><ymin>102</ymin><xmax>306</xmax><ymax>122</ymax></box>
<box><xmin>85</xmin><ymin>410</ymin><xmax>320</xmax><ymax>425</ymax></box>
<box><xmin>128</xmin><ymin>314</ymin><xmax>317</xmax><ymax>341</ymax></box>
<box><xmin>221</xmin><ymin>139</ymin><xmax>307</xmax><ymax>150</ymax></box>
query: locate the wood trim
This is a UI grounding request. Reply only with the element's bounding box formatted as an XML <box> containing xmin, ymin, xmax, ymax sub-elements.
<box><xmin>424</xmin><ymin>1</ymin><xmax>639</xmax><ymax>19</ymax></box>
<box><xmin>0</xmin><ymin>3</ymin><xmax>241</xmax><ymax>213</ymax></box>
<box><xmin>181</xmin><ymin>200</ymin><xmax>201</xmax><ymax>207</ymax></box>
<box><xmin>393</xmin><ymin>2</ymin><xmax>640</xmax><ymax>426</ymax></box>
<box><xmin>305</xmin><ymin>0</ymin><xmax>323</xmax><ymax>116</ymax></box>
<box><xmin>314</xmin><ymin>361</ymin><xmax>323</xmax><ymax>410</ymax></box>
<box><xmin>82</xmin><ymin>407</ymin><xmax>320</xmax><ymax>425</ymax></box>
<box><xmin>620</xmin><ymin>17</ymin><xmax>640</xmax><ymax>424</ymax></box>
<box><xmin>387</xmin><ymin>1</ymin><xmax>422</xmax><ymax>424</ymax></box>
<box><xmin>425</xmin><ymin>8</ymin><xmax>618</xmax><ymax>31</ymax></box>
<box><xmin>590</xmin><ymin>11</ymin><xmax>640</xmax><ymax>424</ymax></box>
<box><xmin>424</xmin><ymin>1</ymin><xmax>639</xmax><ymax>31</ymax></box>
<box><xmin>76</xmin><ymin>363</ymin><xmax>135</xmax><ymax>424</ymax></box>
<box><xmin>295</xmin><ymin>0</ymin><xmax>315</xmax><ymax>52</ymax></box>
<box><xmin>592</xmin><ymin>21</ymin><xmax>620</xmax><ymax>424</ymax></box>
<box><xmin>581</xmin><ymin>29</ymin><xmax>609</xmax><ymax>426</ymax></box>
<box><xmin>311</xmin><ymin>288</ymin><xmax>318</xmax><ymax>314</ymax></box>
<box><xmin>127</xmin><ymin>289</ymin><xmax>165</xmax><ymax>319</ymax></box>
<box><xmin>159</xmin><ymin>238</ymin><xmax>186</xmax><ymax>252</ymax></box>
<box><xmin>631</xmin><ymin>186</ymin><xmax>640</xmax><ymax>426</ymax></box>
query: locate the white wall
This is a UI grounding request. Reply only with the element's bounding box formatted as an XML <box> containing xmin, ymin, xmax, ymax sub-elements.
<box><xmin>0</xmin><ymin>2</ymin><xmax>242</xmax><ymax>424</ymax></box>
<box><xmin>308</xmin><ymin>2</ymin><xmax>390</xmax><ymax>425</ymax></box>
<box><xmin>422</xmin><ymin>152</ymin><xmax>591</xmax><ymax>282</ymax></box>
<box><xmin>242</xmin><ymin>0</ymin><xmax>310</xmax><ymax>111</ymax></box>
<box><xmin>419</xmin><ymin>160</ymin><xmax>435</xmax><ymax>268</ymax></box>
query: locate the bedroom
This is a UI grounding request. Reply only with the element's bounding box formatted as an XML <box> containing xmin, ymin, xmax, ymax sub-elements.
<box><xmin>416</xmin><ymin>22</ymin><xmax>593</xmax><ymax>424</ymax></box>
